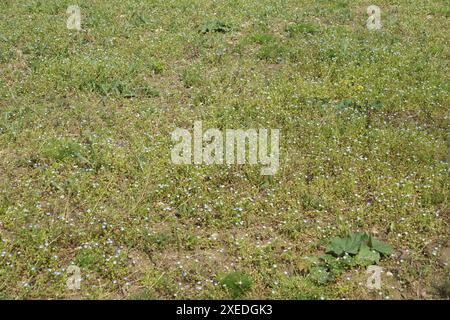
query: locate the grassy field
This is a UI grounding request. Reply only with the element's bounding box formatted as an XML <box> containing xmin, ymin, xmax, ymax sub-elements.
<box><xmin>0</xmin><ymin>0</ymin><xmax>449</xmax><ymax>299</ymax></box>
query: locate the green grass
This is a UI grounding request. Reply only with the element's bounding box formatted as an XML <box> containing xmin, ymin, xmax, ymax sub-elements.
<box><xmin>0</xmin><ymin>0</ymin><xmax>448</xmax><ymax>299</ymax></box>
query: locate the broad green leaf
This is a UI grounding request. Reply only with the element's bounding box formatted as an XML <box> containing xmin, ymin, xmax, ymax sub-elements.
<box><xmin>220</xmin><ymin>272</ymin><xmax>252</xmax><ymax>299</ymax></box>
<box><xmin>326</xmin><ymin>237</ymin><xmax>346</xmax><ymax>256</ymax></box>
<box><xmin>343</xmin><ymin>232</ymin><xmax>370</xmax><ymax>255</ymax></box>
<box><xmin>369</xmin><ymin>237</ymin><xmax>393</xmax><ymax>256</ymax></box>
<box><xmin>326</xmin><ymin>232</ymin><xmax>392</xmax><ymax>266</ymax></box>
<box><xmin>326</xmin><ymin>232</ymin><xmax>370</xmax><ymax>256</ymax></box>
<box><xmin>356</xmin><ymin>244</ymin><xmax>380</xmax><ymax>266</ymax></box>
